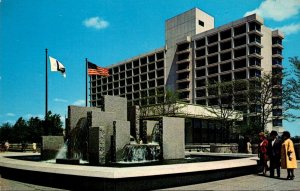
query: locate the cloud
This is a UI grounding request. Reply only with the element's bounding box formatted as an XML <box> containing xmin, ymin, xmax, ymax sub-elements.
<box><xmin>244</xmin><ymin>0</ymin><xmax>300</xmax><ymax>21</ymax></box>
<box><xmin>271</xmin><ymin>23</ymin><xmax>300</xmax><ymax>35</ymax></box>
<box><xmin>0</xmin><ymin>76</ymin><xmax>2</xmax><ymax>80</ymax></box>
<box><xmin>72</xmin><ymin>99</ymin><xmax>85</xmax><ymax>106</ymax></box>
<box><xmin>6</xmin><ymin>113</ymin><xmax>15</xmax><ymax>117</ymax></box>
<box><xmin>83</xmin><ymin>16</ymin><xmax>109</xmax><ymax>30</ymax></box>
<box><xmin>54</xmin><ymin>98</ymin><xmax>68</xmax><ymax>103</ymax></box>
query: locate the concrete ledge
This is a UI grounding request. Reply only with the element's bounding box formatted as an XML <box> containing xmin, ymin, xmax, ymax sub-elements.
<box><xmin>0</xmin><ymin>152</ymin><xmax>258</xmax><ymax>191</ymax></box>
<box><xmin>210</xmin><ymin>143</ymin><xmax>238</xmax><ymax>153</ymax></box>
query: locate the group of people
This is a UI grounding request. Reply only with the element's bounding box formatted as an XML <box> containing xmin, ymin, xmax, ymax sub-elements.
<box><xmin>258</xmin><ymin>131</ymin><xmax>297</xmax><ymax>180</ymax></box>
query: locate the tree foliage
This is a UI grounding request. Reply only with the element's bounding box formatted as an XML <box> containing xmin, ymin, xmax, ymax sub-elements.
<box><xmin>283</xmin><ymin>56</ymin><xmax>300</xmax><ymax>120</ymax></box>
<box><xmin>205</xmin><ymin>72</ymin><xmax>280</xmax><ymax>141</ymax></box>
<box><xmin>0</xmin><ymin>111</ymin><xmax>64</xmax><ymax>143</ymax></box>
<box><xmin>139</xmin><ymin>88</ymin><xmax>186</xmax><ymax>119</ymax></box>
<box><xmin>249</xmin><ymin>72</ymin><xmax>275</xmax><ymax>131</ymax></box>
<box><xmin>205</xmin><ymin>80</ymin><xmax>245</xmax><ymax>143</ymax></box>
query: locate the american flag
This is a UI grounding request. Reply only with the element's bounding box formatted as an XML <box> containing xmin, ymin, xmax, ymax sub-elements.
<box><xmin>87</xmin><ymin>61</ymin><xmax>109</xmax><ymax>76</ymax></box>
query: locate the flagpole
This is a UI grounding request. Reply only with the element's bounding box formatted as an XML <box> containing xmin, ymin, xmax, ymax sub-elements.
<box><xmin>45</xmin><ymin>48</ymin><xmax>48</xmax><ymax>135</ymax></box>
<box><xmin>85</xmin><ymin>58</ymin><xmax>88</xmax><ymax>107</ymax></box>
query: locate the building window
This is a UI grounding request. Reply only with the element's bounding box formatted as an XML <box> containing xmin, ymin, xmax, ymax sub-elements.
<box><xmin>198</xmin><ymin>20</ymin><xmax>204</xmax><ymax>26</ymax></box>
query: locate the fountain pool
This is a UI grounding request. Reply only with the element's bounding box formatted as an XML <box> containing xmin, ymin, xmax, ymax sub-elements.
<box><xmin>0</xmin><ymin>152</ymin><xmax>258</xmax><ymax>191</ymax></box>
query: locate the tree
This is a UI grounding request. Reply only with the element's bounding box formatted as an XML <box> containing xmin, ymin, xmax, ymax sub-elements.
<box><xmin>205</xmin><ymin>80</ymin><xmax>244</xmax><ymax>143</ymax></box>
<box><xmin>248</xmin><ymin>72</ymin><xmax>275</xmax><ymax>132</ymax></box>
<box><xmin>0</xmin><ymin>111</ymin><xmax>64</xmax><ymax>144</ymax></box>
<box><xmin>134</xmin><ymin>88</ymin><xmax>186</xmax><ymax>142</ymax></box>
<box><xmin>204</xmin><ymin>72</ymin><xmax>281</xmax><ymax>142</ymax></box>
<box><xmin>44</xmin><ymin>111</ymin><xmax>64</xmax><ymax>136</ymax></box>
<box><xmin>0</xmin><ymin>122</ymin><xmax>13</xmax><ymax>142</ymax></box>
<box><xmin>27</xmin><ymin>117</ymin><xmax>43</xmax><ymax>143</ymax></box>
<box><xmin>139</xmin><ymin>88</ymin><xmax>186</xmax><ymax>118</ymax></box>
<box><xmin>13</xmin><ymin>117</ymin><xmax>29</xmax><ymax>143</ymax></box>
<box><xmin>283</xmin><ymin>57</ymin><xmax>300</xmax><ymax>120</ymax></box>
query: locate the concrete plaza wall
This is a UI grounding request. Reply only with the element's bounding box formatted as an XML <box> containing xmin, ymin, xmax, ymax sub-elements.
<box><xmin>162</xmin><ymin>117</ymin><xmax>185</xmax><ymax>159</ymax></box>
<box><xmin>88</xmin><ymin>110</ymin><xmax>116</xmax><ymax>164</ymax></box>
<box><xmin>88</xmin><ymin>126</ymin><xmax>106</xmax><ymax>165</ymax></box>
<box><xmin>103</xmin><ymin>95</ymin><xmax>127</xmax><ymax>121</ymax></box>
<box><xmin>86</xmin><ymin>96</ymin><xmax>130</xmax><ymax>164</ymax></box>
<box><xmin>68</xmin><ymin>106</ymin><xmax>102</xmax><ymax>131</ymax></box>
<box><xmin>115</xmin><ymin>120</ymin><xmax>130</xmax><ymax>161</ymax></box>
<box><xmin>41</xmin><ymin>136</ymin><xmax>64</xmax><ymax>160</ymax></box>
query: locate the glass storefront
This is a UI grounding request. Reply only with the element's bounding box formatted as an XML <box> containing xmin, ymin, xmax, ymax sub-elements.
<box><xmin>185</xmin><ymin>118</ymin><xmax>239</xmax><ymax>144</ymax></box>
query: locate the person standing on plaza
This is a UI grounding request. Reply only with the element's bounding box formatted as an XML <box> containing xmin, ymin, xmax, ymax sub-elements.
<box><xmin>4</xmin><ymin>140</ymin><xmax>9</xmax><ymax>151</ymax></box>
<box><xmin>268</xmin><ymin>130</ymin><xmax>281</xmax><ymax>178</ymax></box>
<box><xmin>281</xmin><ymin>131</ymin><xmax>297</xmax><ymax>180</ymax></box>
<box><xmin>245</xmin><ymin>137</ymin><xmax>252</xmax><ymax>154</ymax></box>
<box><xmin>258</xmin><ymin>132</ymin><xmax>269</xmax><ymax>175</ymax></box>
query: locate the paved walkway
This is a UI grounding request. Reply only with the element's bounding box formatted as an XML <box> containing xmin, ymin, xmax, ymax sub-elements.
<box><xmin>159</xmin><ymin>161</ymin><xmax>300</xmax><ymax>191</ymax></box>
<box><xmin>0</xmin><ymin>157</ymin><xmax>299</xmax><ymax>190</ymax></box>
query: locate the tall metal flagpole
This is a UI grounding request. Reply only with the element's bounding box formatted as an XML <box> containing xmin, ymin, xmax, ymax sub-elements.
<box><xmin>45</xmin><ymin>48</ymin><xmax>48</xmax><ymax>135</ymax></box>
<box><xmin>85</xmin><ymin>58</ymin><xmax>88</xmax><ymax>107</ymax></box>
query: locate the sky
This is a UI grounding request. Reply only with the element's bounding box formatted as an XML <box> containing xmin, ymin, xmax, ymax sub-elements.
<box><xmin>0</xmin><ymin>0</ymin><xmax>300</xmax><ymax>136</ymax></box>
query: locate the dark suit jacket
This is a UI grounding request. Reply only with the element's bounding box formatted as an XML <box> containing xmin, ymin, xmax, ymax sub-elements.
<box><xmin>268</xmin><ymin>138</ymin><xmax>281</xmax><ymax>160</ymax></box>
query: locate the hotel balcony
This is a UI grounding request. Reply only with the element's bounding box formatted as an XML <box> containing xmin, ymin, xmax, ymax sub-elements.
<box><xmin>176</xmin><ymin>68</ymin><xmax>191</xmax><ymax>74</ymax></box>
<box><xmin>177</xmin><ymin>88</ymin><xmax>191</xmax><ymax>93</ymax></box>
<box><xmin>176</xmin><ymin>58</ymin><xmax>191</xmax><ymax>65</ymax></box>
<box><xmin>176</xmin><ymin>48</ymin><xmax>191</xmax><ymax>55</ymax></box>
<box><xmin>272</xmin><ymin>64</ymin><xmax>283</xmax><ymax>69</ymax></box>
<box><xmin>248</xmin><ymin>53</ymin><xmax>263</xmax><ymax>59</ymax></box>
<box><xmin>272</xmin><ymin>54</ymin><xmax>284</xmax><ymax>59</ymax></box>
<box><xmin>272</xmin><ymin>43</ymin><xmax>283</xmax><ymax>49</ymax></box>
<box><xmin>248</xmin><ymin>41</ymin><xmax>263</xmax><ymax>48</ymax></box>
<box><xmin>176</xmin><ymin>78</ymin><xmax>191</xmax><ymax>83</ymax></box>
<box><xmin>248</xmin><ymin>29</ymin><xmax>263</xmax><ymax>37</ymax></box>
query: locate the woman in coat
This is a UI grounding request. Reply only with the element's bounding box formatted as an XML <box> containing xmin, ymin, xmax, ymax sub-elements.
<box><xmin>281</xmin><ymin>131</ymin><xmax>297</xmax><ymax>180</ymax></box>
<box><xmin>258</xmin><ymin>132</ymin><xmax>269</xmax><ymax>175</ymax></box>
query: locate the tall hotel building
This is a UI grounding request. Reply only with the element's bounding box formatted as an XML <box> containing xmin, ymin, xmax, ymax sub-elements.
<box><xmin>90</xmin><ymin>8</ymin><xmax>284</xmax><ymax>135</ymax></box>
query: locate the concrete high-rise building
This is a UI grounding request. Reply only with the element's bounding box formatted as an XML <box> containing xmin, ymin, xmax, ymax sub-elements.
<box><xmin>90</xmin><ymin>8</ymin><xmax>284</xmax><ymax>134</ymax></box>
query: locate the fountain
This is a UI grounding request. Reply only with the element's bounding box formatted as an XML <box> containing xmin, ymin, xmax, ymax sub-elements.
<box><xmin>50</xmin><ymin>95</ymin><xmax>185</xmax><ymax>166</ymax></box>
<box><xmin>0</xmin><ymin>95</ymin><xmax>258</xmax><ymax>191</ymax></box>
<box><xmin>122</xmin><ymin>143</ymin><xmax>160</xmax><ymax>162</ymax></box>
<box><xmin>121</xmin><ymin>121</ymin><xmax>162</xmax><ymax>163</ymax></box>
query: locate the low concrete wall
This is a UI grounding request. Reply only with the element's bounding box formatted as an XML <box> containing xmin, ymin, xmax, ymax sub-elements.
<box><xmin>210</xmin><ymin>144</ymin><xmax>238</xmax><ymax>153</ymax></box>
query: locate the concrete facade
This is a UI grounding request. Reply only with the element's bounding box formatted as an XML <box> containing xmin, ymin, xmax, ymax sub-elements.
<box><xmin>90</xmin><ymin>8</ymin><xmax>284</xmax><ymax>135</ymax></box>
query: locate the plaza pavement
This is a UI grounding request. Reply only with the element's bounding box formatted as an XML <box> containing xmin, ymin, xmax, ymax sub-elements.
<box><xmin>159</xmin><ymin>161</ymin><xmax>300</xmax><ymax>191</ymax></box>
